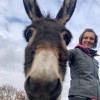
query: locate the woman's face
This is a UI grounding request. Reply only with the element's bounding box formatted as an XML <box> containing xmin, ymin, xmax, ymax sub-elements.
<box><xmin>82</xmin><ymin>32</ymin><xmax>95</xmax><ymax>48</ymax></box>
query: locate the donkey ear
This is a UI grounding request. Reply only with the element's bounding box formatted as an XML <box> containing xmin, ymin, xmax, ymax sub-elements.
<box><xmin>56</xmin><ymin>0</ymin><xmax>77</xmax><ymax>25</ymax></box>
<box><xmin>23</xmin><ymin>0</ymin><xmax>43</xmax><ymax>21</ymax></box>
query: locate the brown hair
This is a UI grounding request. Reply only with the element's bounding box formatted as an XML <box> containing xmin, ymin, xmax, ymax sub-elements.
<box><xmin>79</xmin><ymin>28</ymin><xmax>98</xmax><ymax>48</ymax></box>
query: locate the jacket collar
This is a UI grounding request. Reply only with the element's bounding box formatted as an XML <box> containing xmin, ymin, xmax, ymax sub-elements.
<box><xmin>75</xmin><ymin>44</ymin><xmax>99</xmax><ymax>57</ymax></box>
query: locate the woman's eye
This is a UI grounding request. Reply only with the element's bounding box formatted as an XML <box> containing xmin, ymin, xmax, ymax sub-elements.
<box><xmin>83</xmin><ymin>37</ymin><xmax>88</xmax><ymax>39</ymax></box>
<box><xmin>25</xmin><ymin>29</ymin><xmax>32</xmax><ymax>42</ymax></box>
<box><xmin>83</xmin><ymin>37</ymin><xmax>95</xmax><ymax>40</ymax></box>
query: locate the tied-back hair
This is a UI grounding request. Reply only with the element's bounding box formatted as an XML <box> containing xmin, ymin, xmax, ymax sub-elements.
<box><xmin>79</xmin><ymin>28</ymin><xmax>98</xmax><ymax>48</ymax></box>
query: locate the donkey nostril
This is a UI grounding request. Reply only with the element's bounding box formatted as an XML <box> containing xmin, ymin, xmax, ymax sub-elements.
<box><xmin>47</xmin><ymin>79</ymin><xmax>62</xmax><ymax>99</ymax></box>
<box><xmin>25</xmin><ymin>77</ymin><xmax>38</xmax><ymax>96</ymax></box>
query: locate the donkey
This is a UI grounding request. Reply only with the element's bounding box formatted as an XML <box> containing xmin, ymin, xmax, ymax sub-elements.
<box><xmin>23</xmin><ymin>0</ymin><xmax>77</xmax><ymax>100</ymax></box>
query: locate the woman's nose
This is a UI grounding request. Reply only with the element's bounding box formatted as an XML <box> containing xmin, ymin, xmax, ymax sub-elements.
<box><xmin>86</xmin><ymin>37</ymin><xmax>91</xmax><ymax>42</ymax></box>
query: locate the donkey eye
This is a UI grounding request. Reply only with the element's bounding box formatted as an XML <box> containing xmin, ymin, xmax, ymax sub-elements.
<box><xmin>63</xmin><ymin>30</ymin><xmax>72</xmax><ymax>45</ymax></box>
<box><xmin>25</xmin><ymin>29</ymin><xmax>32</xmax><ymax>42</ymax></box>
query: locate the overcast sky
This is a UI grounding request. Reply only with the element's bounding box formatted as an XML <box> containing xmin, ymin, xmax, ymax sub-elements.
<box><xmin>0</xmin><ymin>0</ymin><xmax>100</xmax><ymax>100</ymax></box>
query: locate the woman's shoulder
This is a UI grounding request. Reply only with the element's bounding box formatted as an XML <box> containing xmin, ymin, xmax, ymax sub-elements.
<box><xmin>68</xmin><ymin>48</ymin><xmax>85</xmax><ymax>60</ymax></box>
<box><xmin>69</xmin><ymin>48</ymin><xmax>81</xmax><ymax>54</ymax></box>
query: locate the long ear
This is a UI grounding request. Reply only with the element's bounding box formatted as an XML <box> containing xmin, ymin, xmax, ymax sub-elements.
<box><xmin>23</xmin><ymin>0</ymin><xmax>43</xmax><ymax>21</ymax></box>
<box><xmin>56</xmin><ymin>0</ymin><xmax>77</xmax><ymax>25</ymax></box>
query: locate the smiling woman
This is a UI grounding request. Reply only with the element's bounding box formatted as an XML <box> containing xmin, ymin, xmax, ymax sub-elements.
<box><xmin>68</xmin><ymin>28</ymin><xmax>100</xmax><ymax>100</ymax></box>
<box><xmin>79</xmin><ymin>29</ymin><xmax>98</xmax><ymax>49</ymax></box>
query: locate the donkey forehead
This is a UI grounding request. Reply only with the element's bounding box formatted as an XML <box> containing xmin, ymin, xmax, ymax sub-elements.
<box><xmin>31</xmin><ymin>19</ymin><xmax>67</xmax><ymax>32</ymax></box>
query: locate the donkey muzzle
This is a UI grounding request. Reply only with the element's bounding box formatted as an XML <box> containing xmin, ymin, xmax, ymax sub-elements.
<box><xmin>24</xmin><ymin>77</ymin><xmax>62</xmax><ymax>100</ymax></box>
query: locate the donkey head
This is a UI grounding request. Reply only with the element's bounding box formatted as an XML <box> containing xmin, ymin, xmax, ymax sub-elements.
<box><xmin>23</xmin><ymin>0</ymin><xmax>77</xmax><ymax>100</ymax></box>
